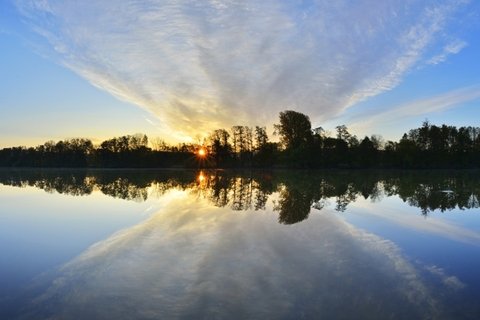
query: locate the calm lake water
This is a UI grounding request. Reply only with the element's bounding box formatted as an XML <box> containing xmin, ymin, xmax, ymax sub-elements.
<box><xmin>1</xmin><ymin>169</ymin><xmax>480</xmax><ymax>319</ymax></box>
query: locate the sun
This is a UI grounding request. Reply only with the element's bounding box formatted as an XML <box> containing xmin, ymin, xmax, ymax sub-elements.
<box><xmin>197</xmin><ymin>147</ymin><xmax>207</xmax><ymax>157</ymax></box>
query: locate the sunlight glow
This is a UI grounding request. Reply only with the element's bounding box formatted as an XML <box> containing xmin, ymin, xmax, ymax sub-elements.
<box><xmin>197</xmin><ymin>148</ymin><xmax>207</xmax><ymax>157</ymax></box>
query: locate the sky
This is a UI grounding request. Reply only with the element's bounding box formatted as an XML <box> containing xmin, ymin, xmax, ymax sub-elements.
<box><xmin>1</xmin><ymin>0</ymin><xmax>480</xmax><ymax>148</ymax></box>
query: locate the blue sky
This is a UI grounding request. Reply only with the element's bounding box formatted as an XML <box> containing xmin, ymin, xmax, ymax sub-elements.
<box><xmin>1</xmin><ymin>0</ymin><xmax>480</xmax><ymax>148</ymax></box>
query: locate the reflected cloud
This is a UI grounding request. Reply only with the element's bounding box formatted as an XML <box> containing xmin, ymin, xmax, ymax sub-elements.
<box><xmin>354</xmin><ymin>198</ymin><xmax>480</xmax><ymax>246</ymax></box>
<box><xmin>20</xmin><ymin>192</ymin><xmax>442</xmax><ymax>319</ymax></box>
<box><xmin>425</xmin><ymin>265</ymin><xmax>466</xmax><ymax>290</ymax></box>
<box><xmin>15</xmin><ymin>1</ymin><xmax>471</xmax><ymax>139</ymax></box>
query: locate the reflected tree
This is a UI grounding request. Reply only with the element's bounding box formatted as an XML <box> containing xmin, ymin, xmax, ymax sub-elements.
<box><xmin>1</xmin><ymin>169</ymin><xmax>480</xmax><ymax>220</ymax></box>
<box><xmin>274</xmin><ymin>187</ymin><xmax>312</xmax><ymax>224</ymax></box>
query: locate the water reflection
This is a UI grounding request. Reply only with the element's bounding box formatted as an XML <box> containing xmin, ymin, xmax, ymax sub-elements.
<box><xmin>1</xmin><ymin>169</ymin><xmax>480</xmax><ymax>319</ymax></box>
<box><xmin>1</xmin><ymin>170</ymin><xmax>480</xmax><ymax>222</ymax></box>
<box><xmin>11</xmin><ymin>194</ymin><xmax>441</xmax><ymax>319</ymax></box>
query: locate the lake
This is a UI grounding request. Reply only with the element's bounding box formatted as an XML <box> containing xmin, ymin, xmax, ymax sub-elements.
<box><xmin>1</xmin><ymin>169</ymin><xmax>480</xmax><ymax>319</ymax></box>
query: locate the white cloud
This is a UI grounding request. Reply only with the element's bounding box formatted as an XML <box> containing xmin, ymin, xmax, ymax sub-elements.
<box><xmin>428</xmin><ymin>40</ymin><xmax>468</xmax><ymax>65</ymax></box>
<box><xmin>349</xmin><ymin>84</ymin><xmax>480</xmax><ymax>134</ymax></box>
<box><xmin>15</xmin><ymin>0</ymin><xmax>470</xmax><ymax>140</ymax></box>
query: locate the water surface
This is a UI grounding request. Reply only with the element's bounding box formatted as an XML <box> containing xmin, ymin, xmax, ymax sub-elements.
<box><xmin>1</xmin><ymin>169</ymin><xmax>480</xmax><ymax>319</ymax></box>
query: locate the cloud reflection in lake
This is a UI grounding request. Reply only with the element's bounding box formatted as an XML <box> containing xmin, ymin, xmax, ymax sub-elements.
<box><xmin>20</xmin><ymin>190</ymin><xmax>440</xmax><ymax>319</ymax></box>
<box><xmin>2</xmin><ymin>169</ymin><xmax>480</xmax><ymax>319</ymax></box>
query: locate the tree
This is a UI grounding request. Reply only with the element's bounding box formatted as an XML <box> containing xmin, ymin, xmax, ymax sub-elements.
<box><xmin>336</xmin><ymin>125</ymin><xmax>351</xmax><ymax>141</ymax></box>
<box><xmin>336</xmin><ymin>125</ymin><xmax>358</xmax><ymax>147</ymax></box>
<box><xmin>370</xmin><ymin>135</ymin><xmax>384</xmax><ymax>150</ymax></box>
<box><xmin>231</xmin><ymin>126</ymin><xmax>253</xmax><ymax>153</ymax></box>
<box><xmin>358</xmin><ymin>136</ymin><xmax>376</xmax><ymax>167</ymax></box>
<box><xmin>397</xmin><ymin>133</ymin><xmax>419</xmax><ymax>168</ymax></box>
<box><xmin>254</xmin><ymin>126</ymin><xmax>268</xmax><ymax>150</ymax></box>
<box><xmin>209</xmin><ymin>129</ymin><xmax>232</xmax><ymax>166</ymax></box>
<box><xmin>274</xmin><ymin>110</ymin><xmax>312</xmax><ymax>150</ymax></box>
<box><xmin>252</xmin><ymin>127</ymin><xmax>276</xmax><ymax>167</ymax></box>
<box><xmin>151</xmin><ymin>137</ymin><xmax>170</xmax><ymax>151</ymax></box>
<box><xmin>231</xmin><ymin>126</ymin><xmax>253</xmax><ymax>166</ymax></box>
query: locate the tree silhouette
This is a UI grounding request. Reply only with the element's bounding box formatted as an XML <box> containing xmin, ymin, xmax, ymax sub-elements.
<box><xmin>1</xmin><ymin>112</ymin><xmax>480</xmax><ymax>169</ymax></box>
<box><xmin>274</xmin><ymin>110</ymin><xmax>313</xmax><ymax>150</ymax></box>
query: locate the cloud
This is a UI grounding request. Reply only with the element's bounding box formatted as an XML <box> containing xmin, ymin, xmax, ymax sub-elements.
<box><xmin>15</xmin><ymin>0</ymin><xmax>470</xmax><ymax>140</ymax></box>
<box><xmin>427</xmin><ymin>40</ymin><xmax>468</xmax><ymax>65</ymax></box>
<box><xmin>350</xmin><ymin>84</ymin><xmax>480</xmax><ymax>134</ymax></box>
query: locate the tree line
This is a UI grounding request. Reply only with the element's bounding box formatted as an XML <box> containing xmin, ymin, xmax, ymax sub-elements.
<box><xmin>1</xmin><ymin>110</ymin><xmax>480</xmax><ymax>168</ymax></box>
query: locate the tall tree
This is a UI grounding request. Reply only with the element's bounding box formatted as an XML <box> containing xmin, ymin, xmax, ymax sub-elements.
<box><xmin>209</xmin><ymin>129</ymin><xmax>232</xmax><ymax>166</ymax></box>
<box><xmin>274</xmin><ymin>110</ymin><xmax>312</xmax><ymax>150</ymax></box>
<box><xmin>336</xmin><ymin>125</ymin><xmax>358</xmax><ymax>147</ymax></box>
<box><xmin>254</xmin><ymin>126</ymin><xmax>268</xmax><ymax>150</ymax></box>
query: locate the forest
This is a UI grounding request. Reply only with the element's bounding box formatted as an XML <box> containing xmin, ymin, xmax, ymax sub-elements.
<box><xmin>1</xmin><ymin>110</ymin><xmax>480</xmax><ymax>169</ymax></box>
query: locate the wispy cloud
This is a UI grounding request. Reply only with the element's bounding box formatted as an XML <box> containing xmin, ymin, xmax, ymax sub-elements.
<box><xmin>427</xmin><ymin>40</ymin><xmax>468</xmax><ymax>65</ymax></box>
<box><xmin>15</xmin><ymin>0</ymin><xmax>470</xmax><ymax>140</ymax></box>
<box><xmin>350</xmin><ymin>84</ymin><xmax>480</xmax><ymax>133</ymax></box>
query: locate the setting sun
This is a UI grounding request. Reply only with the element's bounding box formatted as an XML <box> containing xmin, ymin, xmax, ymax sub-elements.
<box><xmin>197</xmin><ymin>148</ymin><xmax>206</xmax><ymax>157</ymax></box>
